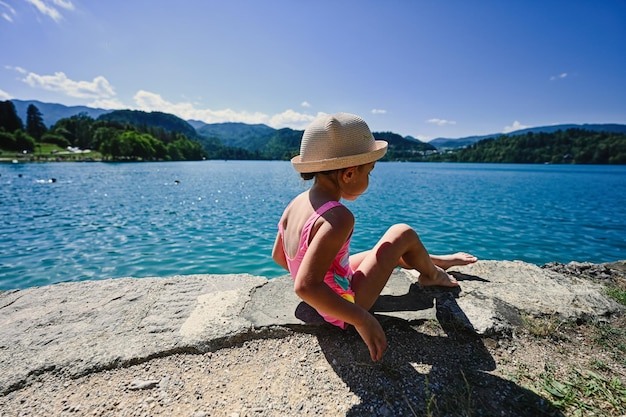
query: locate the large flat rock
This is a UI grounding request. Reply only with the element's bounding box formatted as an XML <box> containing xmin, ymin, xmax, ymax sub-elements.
<box><xmin>1</xmin><ymin>260</ymin><xmax>623</xmax><ymax>394</ymax></box>
<box><xmin>0</xmin><ymin>274</ymin><xmax>267</xmax><ymax>395</ymax></box>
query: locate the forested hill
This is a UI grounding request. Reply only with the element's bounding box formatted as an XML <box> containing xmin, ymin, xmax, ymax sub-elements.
<box><xmin>98</xmin><ymin>110</ymin><xmax>199</xmax><ymax>140</ymax></box>
<box><xmin>195</xmin><ymin>122</ymin><xmax>276</xmax><ymax>151</ymax></box>
<box><xmin>189</xmin><ymin>122</ymin><xmax>436</xmax><ymax>161</ymax></box>
<box><xmin>432</xmin><ymin>128</ymin><xmax>626</xmax><ymax>164</ymax></box>
<box><xmin>374</xmin><ymin>131</ymin><xmax>436</xmax><ymax>158</ymax></box>
<box><xmin>430</xmin><ymin>124</ymin><xmax>626</xmax><ymax>149</ymax></box>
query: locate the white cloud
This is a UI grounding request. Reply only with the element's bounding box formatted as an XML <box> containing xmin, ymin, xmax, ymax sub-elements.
<box><xmin>550</xmin><ymin>72</ymin><xmax>568</xmax><ymax>81</ymax></box>
<box><xmin>6</xmin><ymin>65</ymin><xmax>27</xmax><ymax>74</ymax></box>
<box><xmin>26</xmin><ymin>0</ymin><xmax>61</xmax><ymax>21</ymax></box>
<box><xmin>87</xmin><ymin>98</ymin><xmax>126</xmax><ymax>110</ymax></box>
<box><xmin>22</xmin><ymin>71</ymin><xmax>116</xmax><ymax>99</ymax></box>
<box><xmin>300</xmin><ymin>101</ymin><xmax>310</xmax><ymax>108</ymax></box>
<box><xmin>268</xmin><ymin>109</ymin><xmax>318</xmax><ymax>130</ymax></box>
<box><xmin>0</xmin><ymin>88</ymin><xmax>12</xmax><ymax>100</ymax></box>
<box><xmin>427</xmin><ymin>118</ymin><xmax>456</xmax><ymax>126</ymax></box>
<box><xmin>133</xmin><ymin>90</ymin><xmax>316</xmax><ymax>129</ymax></box>
<box><xmin>503</xmin><ymin>120</ymin><xmax>529</xmax><ymax>133</ymax></box>
<box><xmin>133</xmin><ymin>90</ymin><xmax>265</xmax><ymax>124</ymax></box>
<box><xmin>371</xmin><ymin>109</ymin><xmax>387</xmax><ymax>114</ymax></box>
<box><xmin>0</xmin><ymin>1</ymin><xmax>15</xmax><ymax>12</ymax></box>
<box><xmin>52</xmin><ymin>0</ymin><xmax>74</xmax><ymax>10</ymax></box>
<box><xmin>1</xmin><ymin>0</ymin><xmax>15</xmax><ymax>22</ymax></box>
<box><xmin>25</xmin><ymin>0</ymin><xmax>74</xmax><ymax>22</ymax></box>
<box><xmin>9</xmin><ymin>65</ymin><xmax>318</xmax><ymax>129</ymax></box>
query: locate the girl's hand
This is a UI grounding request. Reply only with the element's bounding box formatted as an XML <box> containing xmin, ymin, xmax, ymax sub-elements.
<box><xmin>354</xmin><ymin>313</ymin><xmax>387</xmax><ymax>362</ymax></box>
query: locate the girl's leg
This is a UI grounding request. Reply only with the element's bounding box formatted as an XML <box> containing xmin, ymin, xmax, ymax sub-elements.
<box><xmin>348</xmin><ymin>250</ymin><xmax>371</xmax><ymax>271</ymax></box>
<box><xmin>353</xmin><ymin>251</ymin><xmax>477</xmax><ymax>272</ymax></box>
<box><xmin>431</xmin><ymin>253</ymin><xmax>477</xmax><ymax>270</ymax></box>
<box><xmin>350</xmin><ymin>224</ymin><xmax>457</xmax><ymax>311</ymax></box>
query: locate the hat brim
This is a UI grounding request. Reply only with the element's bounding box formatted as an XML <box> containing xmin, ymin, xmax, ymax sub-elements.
<box><xmin>291</xmin><ymin>140</ymin><xmax>388</xmax><ymax>173</ymax></box>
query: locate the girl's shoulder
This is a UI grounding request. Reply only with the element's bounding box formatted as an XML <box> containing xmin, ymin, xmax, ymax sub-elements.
<box><xmin>319</xmin><ymin>201</ymin><xmax>354</xmax><ymax>225</ymax></box>
<box><xmin>310</xmin><ymin>203</ymin><xmax>354</xmax><ymax>246</ymax></box>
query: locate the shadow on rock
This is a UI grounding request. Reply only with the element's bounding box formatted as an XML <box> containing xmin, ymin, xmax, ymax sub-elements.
<box><xmin>314</xmin><ymin>319</ymin><xmax>563</xmax><ymax>417</ymax></box>
<box><xmin>295</xmin><ymin>278</ymin><xmax>564</xmax><ymax>417</ymax></box>
<box><xmin>373</xmin><ymin>282</ymin><xmax>458</xmax><ymax>313</ymax></box>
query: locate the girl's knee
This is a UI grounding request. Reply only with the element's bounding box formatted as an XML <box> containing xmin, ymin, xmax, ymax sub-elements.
<box><xmin>387</xmin><ymin>223</ymin><xmax>415</xmax><ymax>237</ymax></box>
<box><xmin>382</xmin><ymin>223</ymin><xmax>420</xmax><ymax>246</ymax></box>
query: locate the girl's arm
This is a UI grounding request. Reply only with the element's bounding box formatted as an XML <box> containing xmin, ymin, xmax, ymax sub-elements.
<box><xmin>294</xmin><ymin>206</ymin><xmax>387</xmax><ymax>361</ymax></box>
<box><xmin>272</xmin><ymin>232</ymin><xmax>289</xmax><ymax>271</ymax></box>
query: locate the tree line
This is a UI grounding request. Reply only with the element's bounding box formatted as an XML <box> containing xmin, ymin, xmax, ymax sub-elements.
<box><xmin>0</xmin><ymin>101</ymin><xmax>206</xmax><ymax>161</ymax></box>
<box><xmin>429</xmin><ymin>129</ymin><xmax>626</xmax><ymax>164</ymax></box>
<box><xmin>3</xmin><ymin>100</ymin><xmax>625</xmax><ymax>164</ymax></box>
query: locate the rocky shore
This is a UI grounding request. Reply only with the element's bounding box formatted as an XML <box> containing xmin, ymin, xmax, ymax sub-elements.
<box><xmin>1</xmin><ymin>260</ymin><xmax>625</xmax><ymax>416</ymax></box>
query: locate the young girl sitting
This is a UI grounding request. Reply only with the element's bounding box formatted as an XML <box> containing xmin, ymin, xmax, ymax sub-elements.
<box><xmin>272</xmin><ymin>113</ymin><xmax>477</xmax><ymax>362</ymax></box>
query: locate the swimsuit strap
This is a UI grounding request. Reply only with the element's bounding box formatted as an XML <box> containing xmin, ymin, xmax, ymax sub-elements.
<box><xmin>300</xmin><ymin>200</ymin><xmax>344</xmax><ymax>243</ymax></box>
<box><xmin>279</xmin><ymin>200</ymin><xmax>345</xmax><ymax>263</ymax></box>
<box><xmin>315</xmin><ymin>200</ymin><xmax>344</xmax><ymax>216</ymax></box>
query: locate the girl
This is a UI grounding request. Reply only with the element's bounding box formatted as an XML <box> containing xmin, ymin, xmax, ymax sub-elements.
<box><xmin>272</xmin><ymin>113</ymin><xmax>477</xmax><ymax>362</ymax></box>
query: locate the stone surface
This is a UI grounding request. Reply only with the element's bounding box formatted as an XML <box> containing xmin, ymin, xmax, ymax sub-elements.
<box><xmin>0</xmin><ymin>260</ymin><xmax>623</xmax><ymax>395</ymax></box>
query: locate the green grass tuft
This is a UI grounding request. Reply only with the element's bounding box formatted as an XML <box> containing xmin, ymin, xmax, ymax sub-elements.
<box><xmin>540</xmin><ymin>368</ymin><xmax>626</xmax><ymax>415</ymax></box>
<box><xmin>606</xmin><ymin>284</ymin><xmax>626</xmax><ymax>306</ymax></box>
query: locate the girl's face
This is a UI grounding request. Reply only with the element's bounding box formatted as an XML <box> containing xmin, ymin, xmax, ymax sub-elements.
<box><xmin>341</xmin><ymin>162</ymin><xmax>375</xmax><ymax>201</ymax></box>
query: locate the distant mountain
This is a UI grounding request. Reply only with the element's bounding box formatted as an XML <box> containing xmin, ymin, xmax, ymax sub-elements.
<box><xmin>193</xmin><ymin>124</ymin><xmax>435</xmax><ymax>160</ymax></box>
<box><xmin>187</xmin><ymin>119</ymin><xmax>208</xmax><ymax>130</ymax></box>
<box><xmin>374</xmin><ymin>131</ymin><xmax>435</xmax><ymax>151</ymax></box>
<box><xmin>98</xmin><ymin>109</ymin><xmax>199</xmax><ymax>139</ymax></box>
<box><xmin>507</xmin><ymin>123</ymin><xmax>626</xmax><ymax>136</ymax></box>
<box><xmin>429</xmin><ymin>134</ymin><xmax>500</xmax><ymax>150</ymax></box>
<box><xmin>430</xmin><ymin>124</ymin><xmax>626</xmax><ymax>150</ymax></box>
<box><xmin>11</xmin><ymin>99</ymin><xmax>112</xmax><ymax>127</ymax></box>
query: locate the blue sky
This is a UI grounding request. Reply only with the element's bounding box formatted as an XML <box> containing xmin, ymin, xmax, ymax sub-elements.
<box><xmin>1</xmin><ymin>1</ymin><xmax>625</xmax><ymax>140</ymax></box>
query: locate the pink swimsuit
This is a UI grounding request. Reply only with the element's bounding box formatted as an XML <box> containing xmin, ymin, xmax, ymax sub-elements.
<box><xmin>278</xmin><ymin>200</ymin><xmax>355</xmax><ymax>329</ymax></box>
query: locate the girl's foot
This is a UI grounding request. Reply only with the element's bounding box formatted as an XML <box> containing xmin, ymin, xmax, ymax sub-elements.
<box><xmin>431</xmin><ymin>252</ymin><xmax>477</xmax><ymax>270</ymax></box>
<box><xmin>418</xmin><ymin>266</ymin><xmax>459</xmax><ymax>287</ymax></box>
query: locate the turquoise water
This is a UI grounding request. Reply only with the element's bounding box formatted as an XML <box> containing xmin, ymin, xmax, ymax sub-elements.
<box><xmin>1</xmin><ymin>161</ymin><xmax>625</xmax><ymax>290</ymax></box>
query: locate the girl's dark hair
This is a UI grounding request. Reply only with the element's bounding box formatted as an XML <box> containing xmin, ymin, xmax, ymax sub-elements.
<box><xmin>300</xmin><ymin>169</ymin><xmax>340</xmax><ymax>181</ymax></box>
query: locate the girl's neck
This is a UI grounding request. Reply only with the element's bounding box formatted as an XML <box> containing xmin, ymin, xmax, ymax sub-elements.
<box><xmin>309</xmin><ymin>176</ymin><xmax>342</xmax><ymax>203</ymax></box>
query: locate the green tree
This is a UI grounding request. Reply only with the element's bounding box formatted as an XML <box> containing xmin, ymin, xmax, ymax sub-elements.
<box><xmin>98</xmin><ymin>130</ymin><xmax>168</xmax><ymax>160</ymax></box>
<box><xmin>167</xmin><ymin>136</ymin><xmax>206</xmax><ymax>160</ymax></box>
<box><xmin>166</xmin><ymin>142</ymin><xmax>184</xmax><ymax>161</ymax></box>
<box><xmin>26</xmin><ymin>104</ymin><xmax>48</xmax><ymax>141</ymax></box>
<box><xmin>93</xmin><ymin>126</ymin><xmax>119</xmax><ymax>152</ymax></box>
<box><xmin>0</xmin><ymin>101</ymin><xmax>24</xmax><ymax>133</ymax></box>
<box><xmin>0</xmin><ymin>129</ymin><xmax>17</xmax><ymax>150</ymax></box>
<box><xmin>52</xmin><ymin>113</ymin><xmax>95</xmax><ymax>149</ymax></box>
<box><xmin>13</xmin><ymin>130</ymin><xmax>36</xmax><ymax>152</ymax></box>
<box><xmin>40</xmin><ymin>132</ymin><xmax>70</xmax><ymax>148</ymax></box>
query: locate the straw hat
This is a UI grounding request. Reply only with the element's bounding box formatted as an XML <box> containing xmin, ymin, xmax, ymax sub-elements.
<box><xmin>291</xmin><ymin>113</ymin><xmax>388</xmax><ymax>173</ymax></box>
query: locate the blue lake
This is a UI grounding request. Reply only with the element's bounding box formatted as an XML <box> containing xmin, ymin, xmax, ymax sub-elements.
<box><xmin>1</xmin><ymin>161</ymin><xmax>625</xmax><ymax>290</ymax></box>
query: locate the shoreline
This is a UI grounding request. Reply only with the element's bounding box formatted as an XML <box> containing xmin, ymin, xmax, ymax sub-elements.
<box><xmin>3</xmin><ymin>156</ymin><xmax>625</xmax><ymax>165</ymax></box>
